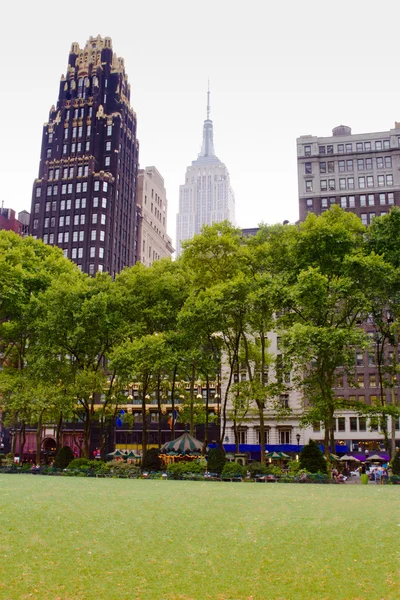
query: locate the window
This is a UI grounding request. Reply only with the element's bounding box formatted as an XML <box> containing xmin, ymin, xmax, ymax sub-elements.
<box><xmin>85</xmin><ymin>141</ymin><xmax>90</xmax><ymax>152</ymax></box>
<box><xmin>370</xmin><ymin>417</ymin><xmax>379</xmax><ymax>431</ymax></box>
<box><xmin>328</xmin><ymin>179</ymin><xmax>335</xmax><ymax>190</ymax></box>
<box><xmin>375</xmin><ymin>141</ymin><xmax>382</xmax><ymax>151</ymax></box>
<box><xmin>46</xmin><ymin>202</ymin><xmax>51</xmax><ymax>212</ymax></box>
<box><xmin>35</xmin><ymin>187</ymin><xmax>41</xmax><ymax>198</ymax></box>
<box><xmin>33</xmin><ymin>218</ymin><xmax>38</xmax><ymax>230</ymax></box>
<box><xmin>319</xmin><ymin>145</ymin><xmax>326</xmax><ymax>154</ymax></box>
<box><xmin>107</xmin><ymin>125</ymin><xmax>112</xmax><ymax>136</ymax></box>
<box><xmin>59</xmin><ymin>216</ymin><xmax>64</xmax><ymax>227</ymax></box>
<box><xmin>320</xmin><ymin>180</ymin><xmax>327</xmax><ymax>191</ymax></box>
<box><xmin>57</xmin><ymin>233</ymin><xmax>63</xmax><ymax>244</ymax></box>
<box><xmin>63</xmin><ymin>144</ymin><xmax>67</xmax><ymax>155</ymax></box>
<box><xmin>368</xmin><ymin>353</ymin><xmax>376</xmax><ymax>366</ymax></box>
<box><xmin>106</xmin><ymin>141</ymin><xmax>112</xmax><ymax>152</ymax></box>
<box><xmin>356</xmin><ymin>142</ymin><xmax>363</xmax><ymax>151</ymax></box>
<box><xmin>388</xmin><ymin>192</ymin><xmax>394</xmax><ymax>205</ymax></box>
<box><xmin>94</xmin><ymin>181</ymin><xmax>100</xmax><ymax>192</ymax></box>
<box><xmin>364</xmin><ymin>141</ymin><xmax>371</xmax><ymax>151</ymax></box>
<box><xmin>50</xmin><ymin>217</ymin><xmax>55</xmax><ymax>227</ymax></box>
<box><xmin>90</xmin><ymin>247</ymin><xmax>96</xmax><ymax>258</ymax></box>
<box><xmin>328</xmin><ymin>161</ymin><xmax>335</xmax><ymax>173</ymax></box>
<box><xmin>365</xmin><ymin>158</ymin><xmax>372</xmax><ymax>170</ymax></box>
<box><xmin>79</xmin><ymin>231</ymin><xmax>84</xmax><ymax>242</ymax></box>
<box><xmin>278</xmin><ymin>429</ymin><xmax>291</xmax><ymax>444</ymax></box>
<box><xmin>379</xmin><ymin>193</ymin><xmax>386</xmax><ymax>205</ymax></box>
<box><xmin>77</xmin><ymin>143</ymin><xmax>82</xmax><ymax>152</ymax></box>
<box><xmin>66</xmin><ymin>199</ymin><xmax>71</xmax><ymax>210</ymax></box>
<box><xmin>91</xmin><ymin>230</ymin><xmax>96</xmax><ymax>241</ymax></box>
<box><xmin>370</xmin><ymin>212</ymin><xmax>376</xmax><ymax>221</ymax></box>
<box><xmin>75</xmin><ymin>199</ymin><xmax>80</xmax><ymax>210</ymax></box>
<box><xmin>102</xmin><ymin>198</ymin><xmax>107</xmax><ymax>208</ymax></box>
<box><xmin>84</xmin><ymin>166</ymin><xmax>88</xmax><ymax>177</ymax></box>
<box><xmin>99</xmin><ymin>247</ymin><xmax>104</xmax><ymax>259</ymax></box>
<box><xmin>34</xmin><ymin>203</ymin><xmax>40</xmax><ymax>214</ymax></box>
<box><xmin>78</xmin><ymin>248</ymin><xmax>83</xmax><ymax>259</ymax></box>
<box><xmin>73</xmin><ymin>231</ymin><xmax>78</xmax><ymax>242</ymax></box>
<box><xmin>386</xmin><ymin>174</ymin><xmax>393</xmax><ymax>186</ymax></box>
<box><xmin>74</xmin><ymin>215</ymin><xmax>79</xmax><ymax>226</ymax></box>
<box><xmin>321</xmin><ymin>198</ymin><xmax>328</xmax><ymax>208</ymax></box>
<box><xmin>71</xmin><ymin>248</ymin><xmax>77</xmax><ymax>259</ymax></box>
<box><xmin>359</xmin><ymin>417</ymin><xmax>366</xmax><ymax>431</ymax></box>
<box><xmin>67</xmin><ymin>184</ymin><xmax>72</xmax><ymax>194</ymax></box>
<box><xmin>81</xmin><ymin>198</ymin><xmax>86</xmax><ymax>209</ymax></box>
<box><xmin>78</xmin><ymin>126</ymin><xmax>83</xmax><ymax>138</ymax></box>
<box><xmin>358</xmin><ymin>176</ymin><xmax>365</xmax><ymax>189</ymax></box>
<box><xmin>87</xmin><ymin>126</ymin><xmax>91</xmax><ymax>137</ymax></box>
<box><xmin>80</xmin><ymin>214</ymin><xmax>85</xmax><ymax>225</ymax></box>
<box><xmin>101</xmin><ymin>214</ymin><xmax>106</xmax><ymax>225</ymax></box>
<box><xmin>336</xmin><ymin>373</ymin><xmax>344</xmax><ymax>387</ymax></box>
<box><xmin>367</xmin><ymin>176</ymin><xmax>374</xmax><ymax>188</ymax></box>
<box><xmin>339</xmin><ymin>178</ymin><xmax>346</xmax><ymax>190</ymax></box>
<box><xmin>347</xmin><ymin>177</ymin><xmax>354</xmax><ymax>189</ymax></box>
<box><xmin>378</xmin><ymin>175</ymin><xmax>385</xmax><ymax>187</ymax></box>
<box><xmin>357</xmin><ymin>159</ymin><xmax>364</xmax><ymax>170</ymax></box>
<box><xmin>340</xmin><ymin>197</ymin><xmax>347</xmax><ymax>208</ymax></box>
<box><xmin>305</xmin><ymin>180</ymin><xmax>313</xmax><ymax>192</ymax></box>
<box><xmin>43</xmin><ymin>234</ymin><xmax>48</xmax><ymax>244</ymax></box>
<box><xmin>338</xmin><ymin>160</ymin><xmax>345</xmax><ymax>172</ymax></box>
<box><xmin>326</xmin><ymin>144</ymin><xmax>333</xmax><ymax>154</ymax></box>
<box><xmin>346</xmin><ymin>143</ymin><xmax>352</xmax><ymax>153</ymax></box>
<box><xmin>357</xmin><ymin>373</ymin><xmax>364</xmax><ymax>387</ymax></box>
<box><xmin>383</xmin><ymin>140</ymin><xmax>390</xmax><ymax>150</ymax></box>
<box><xmin>350</xmin><ymin>417</ymin><xmax>358</xmax><ymax>432</ymax></box>
<box><xmin>100</xmin><ymin>230</ymin><xmax>105</xmax><ymax>241</ymax></box>
<box><xmin>92</xmin><ymin>214</ymin><xmax>98</xmax><ymax>224</ymax></box>
<box><xmin>348</xmin><ymin>195</ymin><xmax>355</xmax><ymax>207</ymax></box>
<box><xmin>105</xmin><ymin>156</ymin><xmax>111</xmax><ymax>167</ymax></box>
<box><xmin>93</xmin><ymin>197</ymin><xmax>99</xmax><ymax>208</ymax></box>
<box><xmin>356</xmin><ymin>352</ymin><xmax>364</xmax><ymax>366</ymax></box>
<box><xmin>44</xmin><ymin>218</ymin><xmax>49</xmax><ymax>228</ymax></box>
<box><xmin>64</xmin><ymin>232</ymin><xmax>69</xmax><ymax>243</ymax></box>
<box><xmin>304</xmin><ymin>145</ymin><xmax>311</xmax><ymax>156</ymax></box>
<box><xmin>306</xmin><ymin>198</ymin><xmax>313</xmax><ymax>207</ymax></box>
<box><xmin>337</xmin><ymin>417</ymin><xmax>346</xmax><ymax>432</ymax></box>
<box><xmin>82</xmin><ymin>182</ymin><xmax>87</xmax><ymax>192</ymax></box>
<box><xmin>369</xmin><ymin>373</ymin><xmax>376</xmax><ymax>387</ymax></box>
<box><xmin>338</xmin><ymin>144</ymin><xmax>344</xmax><ymax>154</ymax></box>
<box><xmin>346</xmin><ymin>160</ymin><xmax>353</xmax><ymax>171</ymax></box>
<box><xmin>49</xmin><ymin>234</ymin><xmax>54</xmax><ymax>244</ymax></box>
<box><xmin>377</xmin><ymin>157</ymin><xmax>384</xmax><ymax>169</ymax></box>
<box><xmin>305</xmin><ymin>162</ymin><xmax>312</xmax><ymax>174</ymax></box>
<box><xmin>47</xmin><ymin>186</ymin><xmax>52</xmax><ymax>197</ymax></box>
<box><xmin>368</xmin><ymin>194</ymin><xmax>375</xmax><ymax>206</ymax></box>
<box><xmin>103</xmin><ymin>181</ymin><xmax>108</xmax><ymax>193</ymax></box>
<box><xmin>385</xmin><ymin>157</ymin><xmax>392</xmax><ymax>168</ymax></box>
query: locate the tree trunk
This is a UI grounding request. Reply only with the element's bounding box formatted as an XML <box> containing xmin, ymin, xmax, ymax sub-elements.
<box><xmin>157</xmin><ymin>375</ymin><xmax>162</xmax><ymax>448</ymax></box>
<box><xmin>83</xmin><ymin>406</ymin><xmax>92</xmax><ymax>459</ymax></box>
<box><xmin>171</xmin><ymin>365</ymin><xmax>177</xmax><ymax>439</ymax></box>
<box><xmin>56</xmin><ymin>411</ymin><xmax>63</xmax><ymax>452</ymax></box>
<box><xmin>20</xmin><ymin>421</ymin><xmax>26</xmax><ymax>461</ymax></box>
<box><xmin>259</xmin><ymin>404</ymin><xmax>266</xmax><ymax>465</ymax></box>
<box><xmin>189</xmin><ymin>364</ymin><xmax>195</xmax><ymax>436</ymax></box>
<box><xmin>141</xmin><ymin>377</ymin><xmax>148</xmax><ymax>456</ymax></box>
<box><xmin>36</xmin><ymin>409</ymin><xmax>45</xmax><ymax>464</ymax></box>
<box><xmin>391</xmin><ymin>387</ymin><xmax>397</xmax><ymax>459</ymax></box>
<box><xmin>202</xmin><ymin>375</ymin><xmax>209</xmax><ymax>455</ymax></box>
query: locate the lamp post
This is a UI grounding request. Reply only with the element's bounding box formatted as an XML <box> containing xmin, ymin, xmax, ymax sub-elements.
<box><xmin>296</xmin><ymin>433</ymin><xmax>300</xmax><ymax>447</ymax></box>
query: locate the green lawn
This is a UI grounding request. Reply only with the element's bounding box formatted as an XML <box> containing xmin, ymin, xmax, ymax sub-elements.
<box><xmin>0</xmin><ymin>477</ymin><xmax>399</xmax><ymax>600</ymax></box>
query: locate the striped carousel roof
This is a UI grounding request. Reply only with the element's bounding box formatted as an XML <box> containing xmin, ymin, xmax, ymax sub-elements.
<box><xmin>161</xmin><ymin>432</ymin><xmax>205</xmax><ymax>456</ymax></box>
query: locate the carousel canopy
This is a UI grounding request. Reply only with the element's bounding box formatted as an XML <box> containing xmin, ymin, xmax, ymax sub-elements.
<box><xmin>161</xmin><ymin>432</ymin><xmax>206</xmax><ymax>456</ymax></box>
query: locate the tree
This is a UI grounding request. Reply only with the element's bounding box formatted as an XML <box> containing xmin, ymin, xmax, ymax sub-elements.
<box><xmin>299</xmin><ymin>440</ymin><xmax>326</xmax><ymax>473</ymax></box>
<box><xmin>207</xmin><ymin>447</ymin><xmax>226</xmax><ymax>474</ymax></box>
<box><xmin>53</xmin><ymin>446</ymin><xmax>74</xmax><ymax>469</ymax></box>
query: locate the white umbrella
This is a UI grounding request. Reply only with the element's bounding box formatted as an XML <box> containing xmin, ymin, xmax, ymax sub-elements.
<box><xmin>340</xmin><ymin>454</ymin><xmax>360</xmax><ymax>462</ymax></box>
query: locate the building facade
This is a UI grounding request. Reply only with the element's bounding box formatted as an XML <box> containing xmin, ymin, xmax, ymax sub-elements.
<box><xmin>297</xmin><ymin>124</ymin><xmax>400</xmax><ymax>456</ymax></box>
<box><xmin>0</xmin><ymin>206</ymin><xmax>28</xmax><ymax>236</ymax></box>
<box><xmin>175</xmin><ymin>90</ymin><xmax>235</xmax><ymax>256</ymax></box>
<box><xmin>29</xmin><ymin>35</ymin><xmax>140</xmax><ymax>276</ymax></box>
<box><xmin>136</xmin><ymin>166</ymin><xmax>174</xmax><ymax>266</ymax></box>
<box><xmin>297</xmin><ymin>123</ymin><xmax>400</xmax><ymax>223</ymax></box>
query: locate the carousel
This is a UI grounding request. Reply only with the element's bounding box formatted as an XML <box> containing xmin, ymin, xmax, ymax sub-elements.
<box><xmin>159</xmin><ymin>432</ymin><xmax>207</xmax><ymax>464</ymax></box>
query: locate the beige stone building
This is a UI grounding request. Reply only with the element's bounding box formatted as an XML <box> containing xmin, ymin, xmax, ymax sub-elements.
<box><xmin>136</xmin><ymin>166</ymin><xmax>174</xmax><ymax>266</ymax></box>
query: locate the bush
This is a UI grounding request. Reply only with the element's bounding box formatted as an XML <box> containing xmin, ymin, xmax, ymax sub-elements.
<box><xmin>248</xmin><ymin>462</ymin><xmax>268</xmax><ymax>476</ymax></box>
<box><xmin>299</xmin><ymin>440</ymin><xmax>327</xmax><ymax>474</ymax></box>
<box><xmin>287</xmin><ymin>460</ymin><xmax>300</xmax><ymax>474</ymax></box>
<box><xmin>391</xmin><ymin>450</ymin><xmax>400</xmax><ymax>475</ymax></box>
<box><xmin>103</xmin><ymin>460</ymin><xmax>140</xmax><ymax>477</ymax></box>
<box><xmin>53</xmin><ymin>446</ymin><xmax>74</xmax><ymax>469</ymax></box>
<box><xmin>207</xmin><ymin>447</ymin><xmax>226</xmax><ymax>474</ymax></box>
<box><xmin>167</xmin><ymin>461</ymin><xmax>205</xmax><ymax>479</ymax></box>
<box><xmin>142</xmin><ymin>448</ymin><xmax>162</xmax><ymax>471</ymax></box>
<box><xmin>221</xmin><ymin>462</ymin><xmax>246</xmax><ymax>478</ymax></box>
<box><xmin>67</xmin><ymin>458</ymin><xmax>105</xmax><ymax>472</ymax></box>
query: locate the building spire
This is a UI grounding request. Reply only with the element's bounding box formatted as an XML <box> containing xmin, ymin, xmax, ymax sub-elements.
<box><xmin>207</xmin><ymin>79</ymin><xmax>210</xmax><ymax>120</ymax></box>
<box><xmin>199</xmin><ymin>81</ymin><xmax>216</xmax><ymax>159</ymax></box>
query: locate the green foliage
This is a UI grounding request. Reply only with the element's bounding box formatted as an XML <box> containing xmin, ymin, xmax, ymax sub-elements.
<box><xmin>207</xmin><ymin>447</ymin><xmax>226</xmax><ymax>474</ymax></box>
<box><xmin>53</xmin><ymin>446</ymin><xmax>74</xmax><ymax>469</ymax></box>
<box><xmin>221</xmin><ymin>462</ymin><xmax>247</xmax><ymax>477</ymax></box>
<box><xmin>299</xmin><ymin>440</ymin><xmax>327</xmax><ymax>474</ymax></box>
<box><xmin>287</xmin><ymin>460</ymin><xmax>301</xmax><ymax>474</ymax></box>
<box><xmin>166</xmin><ymin>461</ymin><xmax>205</xmax><ymax>478</ymax></box>
<box><xmin>142</xmin><ymin>448</ymin><xmax>162</xmax><ymax>471</ymax></box>
<box><xmin>247</xmin><ymin>462</ymin><xmax>268</xmax><ymax>476</ymax></box>
<box><xmin>67</xmin><ymin>458</ymin><xmax>105</xmax><ymax>472</ymax></box>
<box><xmin>391</xmin><ymin>450</ymin><xmax>400</xmax><ymax>475</ymax></box>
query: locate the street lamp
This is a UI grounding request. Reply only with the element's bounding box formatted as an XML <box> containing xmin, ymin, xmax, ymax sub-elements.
<box><xmin>296</xmin><ymin>433</ymin><xmax>300</xmax><ymax>447</ymax></box>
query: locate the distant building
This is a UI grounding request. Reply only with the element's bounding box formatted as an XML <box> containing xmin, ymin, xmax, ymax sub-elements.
<box><xmin>297</xmin><ymin>123</ymin><xmax>400</xmax><ymax>223</ymax></box>
<box><xmin>29</xmin><ymin>35</ymin><xmax>140</xmax><ymax>276</ymax></box>
<box><xmin>136</xmin><ymin>166</ymin><xmax>174</xmax><ymax>266</ymax></box>
<box><xmin>175</xmin><ymin>88</ymin><xmax>235</xmax><ymax>256</ymax></box>
<box><xmin>0</xmin><ymin>206</ymin><xmax>27</xmax><ymax>236</ymax></box>
<box><xmin>18</xmin><ymin>211</ymin><xmax>30</xmax><ymax>236</ymax></box>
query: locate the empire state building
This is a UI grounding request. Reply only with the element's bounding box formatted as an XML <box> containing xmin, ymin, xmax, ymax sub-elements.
<box><xmin>175</xmin><ymin>90</ymin><xmax>235</xmax><ymax>256</ymax></box>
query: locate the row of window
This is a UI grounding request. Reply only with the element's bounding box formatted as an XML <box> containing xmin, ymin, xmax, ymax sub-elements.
<box><xmin>314</xmin><ymin>416</ymin><xmax>384</xmax><ymax>433</ymax></box>
<box><xmin>306</xmin><ymin>156</ymin><xmax>393</xmax><ymax>175</ymax></box>
<box><xmin>64</xmin><ymin>125</ymin><xmax>91</xmax><ymax>140</ymax></box>
<box><xmin>35</xmin><ymin>197</ymin><xmax>108</xmax><ymax>214</ymax></box>
<box><xmin>33</xmin><ymin>213</ymin><xmax>107</xmax><ymax>230</ymax></box>
<box><xmin>304</xmin><ymin>139</ymin><xmax>397</xmax><ymax>156</ymax></box>
<box><xmin>42</xmin><ymin>229</ymin><xmax>106</xmax><ymax>244</ymax></box>
<box><xmin>306</xmin><ymin>174</ymin><xmax>394</xmax><ymax>193</ymax></box>
<box><xmin>306</xmin><ymin>192</ymin><xmax>395</xmax><ymax>210</ymax></box>
<box><xmin>36</xmin><ymin>180</ymin><xmax>108</xmax><ymax>198</ymax></box>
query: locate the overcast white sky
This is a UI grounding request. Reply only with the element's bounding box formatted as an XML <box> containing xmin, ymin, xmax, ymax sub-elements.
<box><xmin>1</xmin><ymin>0</ymin><xmax>400</xmax><ymax>246</ymax></box>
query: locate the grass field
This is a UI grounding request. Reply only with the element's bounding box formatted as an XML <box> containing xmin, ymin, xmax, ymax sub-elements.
<box><xmin>0</xmin><ymin>477</ymin><xmax>399</xmax><ymax>600</ymax></box>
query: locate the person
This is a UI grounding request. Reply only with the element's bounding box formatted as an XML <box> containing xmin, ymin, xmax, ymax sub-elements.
<box><xmin>332</xmin><ymin>467</ymin><xmax>339</xmax><ymax>482</ymax></box>
<box><xmin>381</xmin><ymin>467</ymin><xmax>388</xmax><ymax>485</ymax></box>
<box><xmin>374</xmin><ymin>467</ymin><xmax>381</xmax><ymax>484</ymax></box>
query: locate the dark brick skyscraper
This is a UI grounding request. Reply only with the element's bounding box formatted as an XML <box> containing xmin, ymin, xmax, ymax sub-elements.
<box><xmin>30</xmin><ymin>35</ymin><xmax>139</xmax><ymax>275</ymax></box>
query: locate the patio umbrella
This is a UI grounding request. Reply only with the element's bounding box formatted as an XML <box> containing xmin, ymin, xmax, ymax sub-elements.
<box><xmin>266</xmin><ymin>452</ymin><xmax>283</xmax><ymax>460</ymax></box>
<box><xmin>107</xmin><ymin>449</ymin><xmax>125</xmax><ymax>457</ymax></box>
<box><xmin>367</xmin><ymin>454</ymin><xmax>385</xmax><ymax>461</ymax></box>
<box><xmin>279</xmin><ymin>452</ymin><xmax>291</xmax><ymax>459</ymax></box>
<box><xmin>124</xmin><ymin>450</ymin><xmax>141</xmax><ymax>459</ymax></box>
<box><xmin>340</xmin><ymin>454</ymin><xmax>360</xmax><ymax>462</ymax></box>
<box><xmin>330</xmin><ymin>454</ymin><xmax>340</xmax><ymax>461</ymax></box>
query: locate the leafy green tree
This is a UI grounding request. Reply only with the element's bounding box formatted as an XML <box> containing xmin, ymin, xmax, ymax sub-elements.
<box><xmin>299</xmin><ymin>440</ymin><xmax>326</xmax><ymax>473</ymax></box>
<box><xmin>53</xmin><ymin>446</ymin><xmax>74</xmax><ymax>469</ymax></box>
<box><xmin>391</xmin><ymin>450</ymin><xmax>400</xmax><ymax>475</ymax></box>
<box><xmin>142</xmin><ymin>448</ymin><xmax>162</xmax><ymax>471</ymax></box>
<box><xmin>207</xmin><ymin>447</ymin><xmax>226</xmax><ymax>474</ymax></box>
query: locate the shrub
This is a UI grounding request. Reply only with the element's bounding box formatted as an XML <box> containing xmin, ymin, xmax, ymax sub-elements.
<box><xmin>53</xmin><ymin>446</ymin><xmax>74</xmax><ymax>469</ymax></box>
<box><xmin>299</xmin><ymin>440</ymin><xmax>327</xmax><ymax>474</ymax></box>
<box><xmin>248</xmin><ymin>462</ymin><xmax>268</xmax><ymax>476</ymax></box>
<box><xmin>68</xmin><ymin>458</ymin><xmax>105</xmax><ymax>472</ymax></box>
<box><xmin>287</xmin><ymin>460</ymin><xmax>300</xmax><ymax>474</ymax></box>
<box><xmin>221</xmin><ymin>462</ymin><xmax>246</xmax><ymax>478</ymax></box>
<box><xmin>142</xmin><ymin>448</ymin><xmax>162</xmax><ymax>471</ymax></box>
<box><xmin>391</xmin><ymin>450</ymin><xmax>400</xmax><ymax>475</ymax></box>
<box><xmin>207</xmin><ymin>447</ymin><xmax>226</xmax><ymax>474</ymax></box>
<box><xmin>167</xmin><ymin>461</ymin><xmax>205</xmax><ymax>479</ymax></box>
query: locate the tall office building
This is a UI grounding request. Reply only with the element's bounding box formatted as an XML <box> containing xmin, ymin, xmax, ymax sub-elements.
<box><xmin>136</xmin><ymin>166</ymin><xmax>174</xmax><ymax>267</ymax></box>
<box><xmin>297</xmin><ymin>124</ymin><xmax>400</xmax><ymax>455</ymax></box>
<box><xmin>29</xmin><ymin>35</ymin><xmax>139</xmax><ymax>276</ymax></box>
<box><xmin>175</xmin><ymin>89</ymin><xmax>235</xmax><ymax>256</ymax></box>
<box><xmin>297</xmin><ymin>124</ymin><xmax>400</xmax><ymax>223</ymax></box>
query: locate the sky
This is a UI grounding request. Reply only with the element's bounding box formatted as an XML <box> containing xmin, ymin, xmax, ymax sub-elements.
<box><xmin>2</xmin><ymin>0</ymin><xmax>400</xmax><ymax>248</ymax></box>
